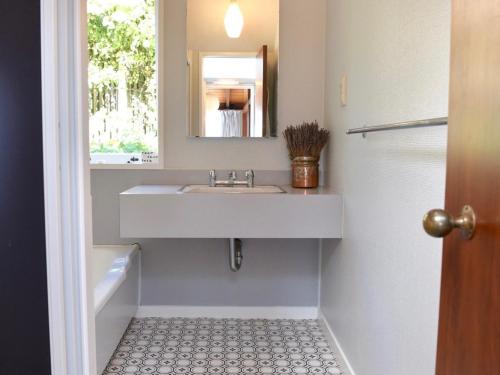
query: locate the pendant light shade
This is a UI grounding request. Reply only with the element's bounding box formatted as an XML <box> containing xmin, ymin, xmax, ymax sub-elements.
<box><xmin>224</xmin><ymin>0</ymin><xmax>244</xmax><ymax>38</ymax></box>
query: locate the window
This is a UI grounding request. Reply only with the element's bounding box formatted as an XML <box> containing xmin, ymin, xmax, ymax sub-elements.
<box><xmin>87</xmin><ymin>0</ymin><xmax>160</xmax><ymax>167</ymax></box>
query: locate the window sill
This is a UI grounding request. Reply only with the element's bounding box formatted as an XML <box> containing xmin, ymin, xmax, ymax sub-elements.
<box><xmin>90</xmin><ymin>163</ymin><xmax>164</xmax><ymax>170</ymax></box>
<box><xmin>90</xmin><ymin>152</ymin><xmax>162</xmax><ymax>170</ymax></box>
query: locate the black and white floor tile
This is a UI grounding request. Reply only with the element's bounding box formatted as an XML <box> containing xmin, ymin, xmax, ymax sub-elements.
<box><xmin>103</xmin><ymin>318</ymin><xmax>344</xmax><ymax>375</ymax></box>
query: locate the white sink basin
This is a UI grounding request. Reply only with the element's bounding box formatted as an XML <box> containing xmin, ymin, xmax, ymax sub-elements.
<box><xmin>180</xmin><ymin>185</ymin><xmax>285</xmax><ymax>194</ymax></box>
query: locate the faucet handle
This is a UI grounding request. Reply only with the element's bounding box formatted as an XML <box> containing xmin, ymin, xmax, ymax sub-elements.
<box><xmin>209</xmin><ymin>170</ymin><xmax>216</xmax><ymax>187</ymax></box>
<box><xmin>245</xmin><ymin>169</ymin><xmax>255</xmax><ymax>187</ymax></box>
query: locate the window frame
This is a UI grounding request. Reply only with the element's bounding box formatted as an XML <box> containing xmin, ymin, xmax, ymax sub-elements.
<box><xmin>89</xmin><ymin>0</ymin><xmax>165</xmax><ymax>170</ymax></box>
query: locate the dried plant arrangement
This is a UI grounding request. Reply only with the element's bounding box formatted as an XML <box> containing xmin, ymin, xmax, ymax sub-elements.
<box><xmin>283</xmin><ymin>121</ymin><xmax>330</xmax><ymax>188</ymax></box>
<box><xmin>283</xmin><ymin>121</ymin><xmax>330</xmax><ymax>160</ymax></box>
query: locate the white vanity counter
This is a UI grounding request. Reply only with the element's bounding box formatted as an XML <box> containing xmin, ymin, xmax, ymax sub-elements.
<box><xmin>120</xmin><ymin>185</ymin><xmax>343</xmax><ymax>238</ymax></box>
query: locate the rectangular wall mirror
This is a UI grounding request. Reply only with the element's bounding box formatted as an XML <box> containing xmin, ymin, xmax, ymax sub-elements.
<box><xmin>187</xmin><ymin>0</ymin><xmax>279</xmax><ymax>138</ymax></box>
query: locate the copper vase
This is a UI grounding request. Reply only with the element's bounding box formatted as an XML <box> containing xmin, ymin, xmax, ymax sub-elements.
<box><xmin>292</xmin><ymin>156</ymin><xmax>319</xmax><ymax>188</ymax></box>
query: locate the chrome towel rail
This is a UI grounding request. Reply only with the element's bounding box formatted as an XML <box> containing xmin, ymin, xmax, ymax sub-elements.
<box><xmin>346</xmin><ymin>117</ymin><xmax>448</xmax><ymax>137</ymax></box>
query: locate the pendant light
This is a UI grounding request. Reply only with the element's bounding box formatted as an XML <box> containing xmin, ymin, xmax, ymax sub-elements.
<box><xmin>224</xmin><ymin>0</ymin><xmax>244</xmax><ymax>38</ymax></box>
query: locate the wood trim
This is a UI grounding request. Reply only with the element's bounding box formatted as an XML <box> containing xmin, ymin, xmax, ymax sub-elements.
<box><xmin>261</xmin><ymin>45</ymin><xmax>269</xmax><ymax>136</ymax></box>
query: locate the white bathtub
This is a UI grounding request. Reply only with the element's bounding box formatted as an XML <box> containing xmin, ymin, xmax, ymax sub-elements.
<box><xmin>93</xmin><ymin>244</ymin><xmax>140</xmax><ymax>375</ymax></box>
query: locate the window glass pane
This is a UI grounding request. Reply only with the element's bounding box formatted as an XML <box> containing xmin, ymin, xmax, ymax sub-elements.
<box><xmin>88</xmin><ymin>0</ymin><xmax>158</xmax><ymax>165</ymax></box>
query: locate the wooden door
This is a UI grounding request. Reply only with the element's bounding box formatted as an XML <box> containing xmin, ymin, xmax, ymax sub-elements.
<box><xmin>0</xmin><ymin>1</ymin><xmax>51</xmax><ymax>374</ymax></box>
<box><xmin>255</xmin><ymin>45</ymin><xmax>268</xmax><ymax>137</ymax></box>
<box><xmin>435</xmin><ymin>0</ymin><xmax>500</xmax><ymax>373</ymax></box>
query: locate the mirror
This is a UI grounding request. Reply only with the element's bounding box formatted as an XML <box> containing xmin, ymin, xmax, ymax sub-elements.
<box><xmin>187</xmin><ymin>0</ymin><xmax>279</xmax><ymax>138</ymax></box>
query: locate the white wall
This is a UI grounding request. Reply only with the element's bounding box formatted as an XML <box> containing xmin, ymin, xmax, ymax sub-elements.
<box><xmin>320</xmin><ymin>1</ymin><xmax>450</xmax><ymax>374</ymax></box>
<box><xmin>162</xmin><ymin>0</ymin><xmax>326</xmax><ymax>169</ymax></box>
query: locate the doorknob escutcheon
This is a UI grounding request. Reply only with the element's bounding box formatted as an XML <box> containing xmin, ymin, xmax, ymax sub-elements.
<box><xmin>423</xmin><ymin>205</ymin><xmax>476</xmax><ymax>240</ymax></box>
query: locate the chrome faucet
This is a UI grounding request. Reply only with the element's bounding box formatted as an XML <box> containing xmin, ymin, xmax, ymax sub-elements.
<box><xmin>209</xmin><ymin>170</ymin><xmax>217</xmax><ymax>187</ymax></box>
<box><xmin>245</xmin><ymin>169</ymin><xmax>255</xmax><ymax>187</ymax></box>
<box><xmin>228</xmin><ymin>170</ymin><xmax>237</xmax><ymax>184</ymax></box>
<box><xmin>208</xmin><ymin>170</ymin><xmax>255</xmax><ymax>187</ymax></box>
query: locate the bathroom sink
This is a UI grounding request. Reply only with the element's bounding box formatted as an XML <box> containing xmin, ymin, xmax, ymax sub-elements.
<box><xmin>121</xmin><ymin>185</ymin><xmax>343</xmax><ymax>238</ymax></box>
<box><xmin>180</xmin><ymin>185</ymin><xmax>285</xmax><ymax>194</ymax></box>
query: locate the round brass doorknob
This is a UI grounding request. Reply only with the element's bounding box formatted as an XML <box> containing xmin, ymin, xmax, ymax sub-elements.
<box><xmin>423</xmin><ymin>205</ymin><xmax>476</xmax><ymax>239</ymax></box>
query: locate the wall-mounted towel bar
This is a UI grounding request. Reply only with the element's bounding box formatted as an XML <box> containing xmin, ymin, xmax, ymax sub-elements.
<box><xmin>346</xmin><ymin>117</ymin><xmax>448</xmax><ymax>136</ymax></box>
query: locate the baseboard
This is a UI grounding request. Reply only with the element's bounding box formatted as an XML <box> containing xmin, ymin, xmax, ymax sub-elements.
<box><xmin>318</xmin><ymin>311</ymin><xmax>356</xmax><ymax>375</ymax></box>
<box><xmin>136</xmin><ymin>305</ymin><xmax>319</xmax><ymax>320</ymax></box>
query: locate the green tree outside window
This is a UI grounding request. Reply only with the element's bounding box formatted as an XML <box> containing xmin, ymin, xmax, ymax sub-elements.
<box><xmin>88</xmin><ymin>0</ymin><xmax>158</xmax><ymax>154</ymax></box>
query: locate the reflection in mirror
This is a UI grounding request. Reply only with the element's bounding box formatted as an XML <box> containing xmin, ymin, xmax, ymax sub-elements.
<box><xmin>187</xmin><ymin>0</ymin><xmax>279</xmax><ymax>138</ymax></box>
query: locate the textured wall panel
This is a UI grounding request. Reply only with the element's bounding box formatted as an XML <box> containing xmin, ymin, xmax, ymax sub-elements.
<box><xmin>320</xmin><ymin>1</ymin><xmax>450</xmax><ymax>374</ymax></box>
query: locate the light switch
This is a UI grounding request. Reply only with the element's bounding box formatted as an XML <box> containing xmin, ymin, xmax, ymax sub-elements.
<box><xmin>340</xmin><ymin>75</ymin><xmax>347</xmax><ymax>106</ymax></box>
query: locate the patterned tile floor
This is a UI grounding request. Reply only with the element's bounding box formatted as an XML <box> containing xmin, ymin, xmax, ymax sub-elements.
<box><xmin>103</xmin><ymin>317</ymin><xmax>344</xmax><ymax>374</ymax></box>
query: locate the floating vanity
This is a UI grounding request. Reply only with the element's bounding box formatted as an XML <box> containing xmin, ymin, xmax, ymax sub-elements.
<box><xmin>120</xmin><ymin>185</ymin><xmax>343</xmax><ymax>238</ymax></box>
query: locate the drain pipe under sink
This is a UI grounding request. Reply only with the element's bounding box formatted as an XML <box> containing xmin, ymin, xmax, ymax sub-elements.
<box><xmin>229</xmin><ymin>238</ymin><xmax>243</xmax><ymax>272</ymax></box>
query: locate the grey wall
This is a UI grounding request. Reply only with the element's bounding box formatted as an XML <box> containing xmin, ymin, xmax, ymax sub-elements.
<box><xmin>91</xmin><ymin>170</ymin><xmax>319</xmax><ymax>306</ymax></box>
<box><xmin>320</xmin><ymin>1</ymin><xmax>450</xmax><ymax>374</ymax></box>
<box><xmin>140</xmin><ymin>239</ymin><xmax>318</xmax><ymax>306</ymax></box>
